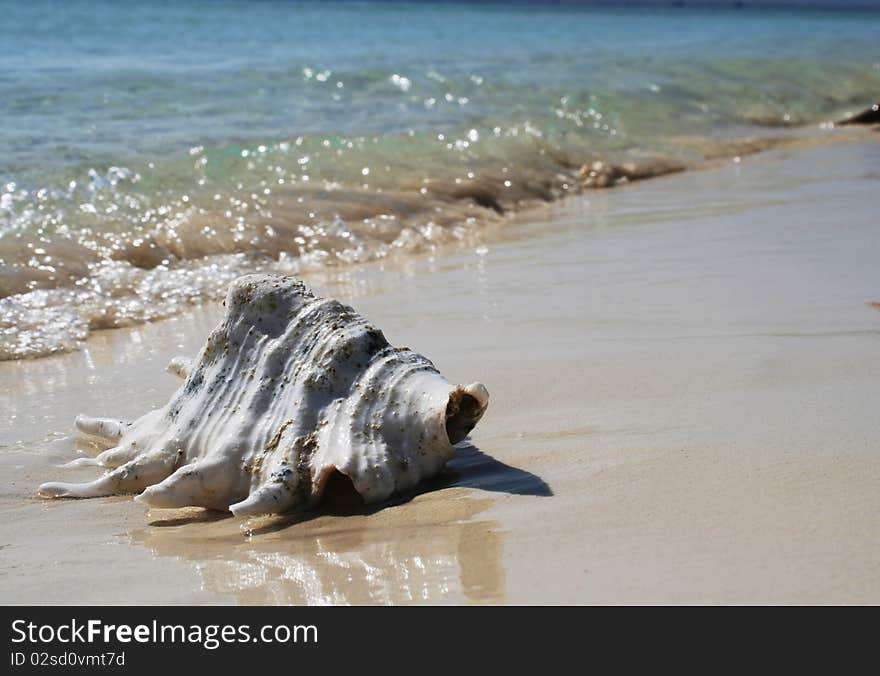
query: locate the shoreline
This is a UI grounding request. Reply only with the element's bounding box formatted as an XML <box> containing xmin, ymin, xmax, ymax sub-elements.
<box><xmin>1</xmin><ymin>138</ymin><xmax>878</xmax><ymax>604</ymax></box>
<box><xmin>1</xmin><ymin>123</ymin><xmax>875</xmax><ymax>362</ymax></box>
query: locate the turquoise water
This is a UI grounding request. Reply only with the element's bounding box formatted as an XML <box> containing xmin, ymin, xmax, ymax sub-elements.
<box><xmin>1</xmin><ymin>1</ymin><xmax>879</xmax><ymax>358</ymax></box>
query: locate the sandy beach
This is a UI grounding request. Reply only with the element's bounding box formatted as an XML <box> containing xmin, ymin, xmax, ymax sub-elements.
<box><xmin>1</xmin><ymin>139</ymin><xmax>878</xmax><ymax>604</ymax></box>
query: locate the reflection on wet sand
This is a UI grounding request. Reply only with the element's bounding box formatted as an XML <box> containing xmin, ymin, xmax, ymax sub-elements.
<box><xmin>132</xmin><ymin>489</ymin><xmax>504</xmax><ymax>605</ymax></box>
<box><xmin>129</xmin><ymin>445</ymin><xmax>550</xmax><ymax>605</ymax></box>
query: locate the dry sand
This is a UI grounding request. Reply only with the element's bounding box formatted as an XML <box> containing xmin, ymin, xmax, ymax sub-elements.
<box><xmin>1</xmin><ymin>139</ymin><xmax>878</xmax><ymax>604</ymax></box>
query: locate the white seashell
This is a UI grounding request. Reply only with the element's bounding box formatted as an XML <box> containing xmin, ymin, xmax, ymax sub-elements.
<box><xmin>38</xmin><ymin>274</ymin><xmax>489</xmax><ymax>517</ymax></box>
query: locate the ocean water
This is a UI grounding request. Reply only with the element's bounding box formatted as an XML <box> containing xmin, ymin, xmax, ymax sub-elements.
<box><xmin>1</xmin><ymin>0</ymin><xmax>878</xmax><ymax>359</ymax></box>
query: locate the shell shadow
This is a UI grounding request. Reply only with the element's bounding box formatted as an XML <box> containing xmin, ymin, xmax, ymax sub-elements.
<box><xmin>147</xmin><ymin>510</ymin><xmax>231</xmax><ymax>528</ymax></box>
<box><xmin>437</xmin><ymin>443</ymin><xmax>553</xmax><ymax>497</ymax></box>
<box><xmin>146</xmin><ymin>442</ymin><xmax>550</xmax><ymax>535</ymax></box>
<box><xmin>246</xmin><ymin>443</ymin><xmax>550</xmax><ymax>536</ymax></box>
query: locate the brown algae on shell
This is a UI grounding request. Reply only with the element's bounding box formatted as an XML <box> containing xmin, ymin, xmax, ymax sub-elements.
<box><xmin>38</xmin><ymin>274</ymin><xmax>489</xmax><ymax>517</ymax></box>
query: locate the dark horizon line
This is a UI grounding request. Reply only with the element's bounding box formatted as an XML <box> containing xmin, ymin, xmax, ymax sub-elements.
<box><xmin>242</xmin><ymin>0</ymin><xmax>880</xmax><ymax>9</ymax></box>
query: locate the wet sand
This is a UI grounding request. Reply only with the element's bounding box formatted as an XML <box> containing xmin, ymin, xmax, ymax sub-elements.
<box><xmin>1</xmin><ymin>139</ymin><xmax>878</xmax><ymax>604</ymax></box>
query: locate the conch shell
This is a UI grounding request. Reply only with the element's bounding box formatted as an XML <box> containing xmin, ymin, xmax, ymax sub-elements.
<box><xmin>38</xmin><ymin>274</ymin><xmax>489</xmax><ymax>517</ymax></box>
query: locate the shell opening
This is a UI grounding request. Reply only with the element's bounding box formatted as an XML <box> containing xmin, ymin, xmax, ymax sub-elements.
<box><xmin>314</xmin><ymin>465</ymin><xmax>365</xmax><ymax>509</ymax></box>
<box><xmin>321</xmin><ymin>469</ymin><xmax>365</xmax><ymax>509</ymax></box>
<box><xmin>445</xmin><ymin>384</ymin><xmax>489</xmax><ymax>445</ymax></box>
